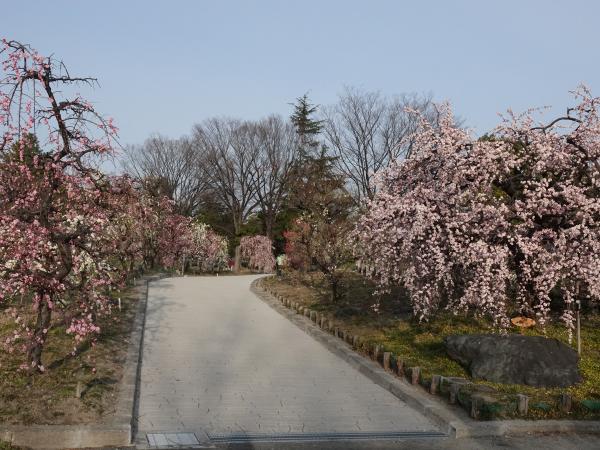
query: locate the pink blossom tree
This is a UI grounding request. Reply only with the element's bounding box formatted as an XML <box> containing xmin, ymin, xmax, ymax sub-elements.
<box><xmin>157</xmin><ymin>211</ymin><xmax>194</xmax><ymax>270</ymax></box>
<box><xmin>283</xmin><ymin>222</ymin><xmax>311</xmax><ymax>271</ymax></box>
<box><xmin>0</xmin><ymin>39</ymin><xmax>125</xmax><ymax>370</ymax></box>
<box><xmin>104</xmin><ymin>176</ymin><xmax>148</xmax><ymax>276</ymax></box>
<box><xmin>356</xmin><ymin>88</ymin><xmax>600</xmax><ymax>337</ymax></box>
<box><xmin>240</xmin><ymin>235</ymin><xmax>275</xmax><ymax>273</ymax></box>
<box><xmin>190</xmin><ymin>222</ymin><xmax>229</xmax><ymax>272</ymax></box>
<box><xmin>0</xmin><ymin>40</ymin><xmax>200</xmax><ymax>371</ymax></box>
<box><xmin>123</xmin><ymin>182</ymin><xmax>194</xmax><ymax>272</ymax></box>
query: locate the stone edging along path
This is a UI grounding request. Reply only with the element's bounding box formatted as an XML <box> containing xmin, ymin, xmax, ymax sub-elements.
<box><xmin>0</xmin><ymin>274</ymin><xmax>166</xmax><ymax>449</ymax></box>
<box><xmin>252</xmin><ymin>276</ymin><xmax>600</xmax><ymax>439</ymax></box>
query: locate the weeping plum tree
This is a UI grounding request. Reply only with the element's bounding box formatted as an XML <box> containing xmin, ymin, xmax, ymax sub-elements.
<box><xmin>240</xmin><ymin>235</ymin><xmax>275</xmax><ymax>273</ymax></box>
<box><xmin>0</xmin><ymin>40</ymin><xmax>199</xmax><ymax>372</ymax></box>
<box><xmin>0</xmin><ymin>39</ymin><xmax>129</xmax><ymax>371</ymax></box>
<box><xmin>189</xmin><ymin>222</ymin><xmax>229</xmax><ymax>272</ymax></box>
<box><xmin>355</xmin><ymin>88</ymin><xmax>600</xmax><ymax>338</ymax></box>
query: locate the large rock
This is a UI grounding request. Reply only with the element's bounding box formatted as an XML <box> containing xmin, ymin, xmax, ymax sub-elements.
<box><xmin>444</xmin><ymin>334</ymin><xmax>581</xmax><ymax>387</ymax></box>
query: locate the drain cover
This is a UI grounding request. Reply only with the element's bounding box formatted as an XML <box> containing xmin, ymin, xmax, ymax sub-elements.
<box><xmin>208</xmin><ymin>430</ymin><xmax>447</xmax><ymax>443</ymax></box>
<box><xmin>146</xmin><ymin>432</ymin><xmax>201</xmax><ymax>447</ymax></box>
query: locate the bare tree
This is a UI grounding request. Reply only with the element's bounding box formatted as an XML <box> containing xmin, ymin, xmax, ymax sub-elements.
<box><xmin>323</xmin><ymin>87</ymin><xmax>438</xmax><ymax>205</ymax></box>
<box><xmin>251</xmin><ymin>115</ymin><xmax>299</xmax><ymax>239</ymax></box>
<box><xmin>122</xmin><ymin>135</ymin><xmax>209</xmax><ymax>216</ymax></box>
<box><xmin>193</xmin><ymin>118</ymin><xmax>260</xmax><ymax>235</ymax></box>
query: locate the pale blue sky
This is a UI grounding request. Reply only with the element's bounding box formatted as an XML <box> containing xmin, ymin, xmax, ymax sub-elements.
<box><xmin>3</xmin><ymin>1</ymin><xmax>599</xmax><ymax>154</ymax></box>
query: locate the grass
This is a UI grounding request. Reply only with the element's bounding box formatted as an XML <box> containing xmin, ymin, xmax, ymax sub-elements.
<box><xmin>0</xmin><ymin>442</ymin><xmax>20</xmax><ymax>450</ymax></box>
<box><xmin>0</xmin><ymin>282</ymin><xmax>141</xmax><ymax>425</ymax></box>
<box><xmin>264</xmin><ymin>269</ymin><xmax>600</xmax><ymax>420</ymax></box>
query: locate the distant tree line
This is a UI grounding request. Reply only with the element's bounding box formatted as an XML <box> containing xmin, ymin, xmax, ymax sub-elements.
<box><xmin>123</xmin><ymin>89</ymin><xmax>438</xmax><ymax>253</ymax></box>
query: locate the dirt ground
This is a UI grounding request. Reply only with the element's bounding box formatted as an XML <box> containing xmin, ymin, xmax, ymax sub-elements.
<box><xmin>0</xmin><ymin>285</ymin><xmax>140</xmax><ymax>425</ymax></box>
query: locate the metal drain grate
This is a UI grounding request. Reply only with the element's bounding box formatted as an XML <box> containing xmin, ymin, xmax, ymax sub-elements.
<box><xmin>146</xmin><ymin>432</ymin><xmax>201</xmax><ymax>447</ymax></box>
<box><xmin>208</xmin><ymin>430</ymin><xmax>447</xmax><ymax>443</ymax></box>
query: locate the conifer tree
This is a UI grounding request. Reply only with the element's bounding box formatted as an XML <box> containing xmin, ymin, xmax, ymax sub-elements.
<box><xmin>288</xmin><ymin>94</ymin><xmax>344</xmax><ymax>212</ymax></box>
<box><xmin>285</xmin><ymin>94</ymin><xmax>354</xmax><ymax>301</ymax></box>
<box><xmin>290</xmin><ymin>93</ymin><xmax>324</xmax><ymax>155</ymax></box>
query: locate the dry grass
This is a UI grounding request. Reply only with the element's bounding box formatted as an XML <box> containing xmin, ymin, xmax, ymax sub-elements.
<box><xmin>0</xmin><ymin>285</ymin><xmax>140</xmax><ymax>425</ymax></box>
<box><xmin>264</xmin><ymin>269</ymin><xmax>600</xmax><ymax>419</ymax></box>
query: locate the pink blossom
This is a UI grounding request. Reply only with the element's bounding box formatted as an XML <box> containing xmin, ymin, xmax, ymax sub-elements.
<box><xmin>355</xmin><ymin>88</ymin><xmax>600</xmax><ymax>338</ymax></box>
<box><xmin>240</xmin><ymin>235</ymin><xmax>275</xmax><ymax>273</ymax></box>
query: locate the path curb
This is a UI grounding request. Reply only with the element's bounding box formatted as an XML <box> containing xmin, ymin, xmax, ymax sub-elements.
<box><xmin>251</xmin><ymin>277</ymin><xmax>600</xmax><ymax>439</ymax></box>
<box><xmin>250</xmin><ymin>278</ymin><xmax>468</xmax><ymax>438</ymax></box>
<box><xmin>0</xmin><ymin>274</ymin><xmax>166</xmax><ymax>449</ymax></box>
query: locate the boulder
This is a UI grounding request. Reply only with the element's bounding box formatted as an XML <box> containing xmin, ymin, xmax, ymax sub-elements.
<box><xmin>444</xmin><ymin>334</ymin><xmax>581</xmax><ymax>387</ymax></box>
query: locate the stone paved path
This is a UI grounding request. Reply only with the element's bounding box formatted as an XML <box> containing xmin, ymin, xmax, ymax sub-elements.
<box><xmin>137</xmin><ymin>275</ymin><xmax>439</xmax><ymax>442</ymax></box>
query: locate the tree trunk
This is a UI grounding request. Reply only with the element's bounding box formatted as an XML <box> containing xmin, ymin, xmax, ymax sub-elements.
<box><xmin>232</xmin><ymin>209</ymin><xmax>242</xmax><ymax>236</ymax></box>
<box><xmin>234</xmin><ymin>245</ymin><xmax>241</xmax><ymax>273</ymax></box>
<box><xmin>264</xmin><ymin>208</ymin><xmax>276</xmax><ymax>241</ymax></box>
<box><xmin>265</xmin><ymin>218</ymin><xmax>274</xmax><ymax>241</ymax></box>
<box><xmin>28</xmin><ymin>297</ymin><xmax>52</xmax><ymax>371</ymax></box>
<box><xmin>330</xmin><ymin>275</ymin><xmax>339</xmax><ymax>303</ymax></box>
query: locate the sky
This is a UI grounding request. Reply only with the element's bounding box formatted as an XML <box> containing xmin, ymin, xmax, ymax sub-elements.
<box><xmin>3</xmin><ymin>0</ymin><xmax>600</xmax><ymax>168</ymax></box>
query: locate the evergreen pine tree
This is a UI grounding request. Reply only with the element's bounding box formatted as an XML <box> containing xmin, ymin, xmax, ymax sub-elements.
<box><xmin>288</xmin><ymin>94</ymin><xmax>345</xmax><ymax>212</ymax></box>
<box><xmin>285</xmin><ymin>95</ymin><xmax>354</xmax><ymax>301</ymax></box>
<box><xmin>290</xmin><ymin>93</ymin><xmax>324</xmax><ymax>157</ymax></box>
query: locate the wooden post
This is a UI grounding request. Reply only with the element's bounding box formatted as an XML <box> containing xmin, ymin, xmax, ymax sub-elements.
<box><xmin>576</xmin><ymin>300</ymin><xmax>582</xmax><ymax>356</ymax></box>
<box><xmin>396</xmin><ymin>358</ymin><xmax>404</xmax><ymax>377</ymax></box>
<box><xmin>411</xmin><ymin>367</ymin><xmax>421</xmax><ymax>385</ymax></box>
<box><xmin>449</xmin><ymin>382</ymin><xmax>461</xmax><ymax>404</ymax></box>
<box><xmin>430</xmin><ymin>375</ymin><xmax>441</xmax><ymax>395</ymax></box>
<box><xmin>383</xmin><ymin>352</ymin><xmax>391</xmax><ymax>371</ymax></box>
<box><xmin>517</xmin><ymin>394</ymin><xmax>529</xmax><ymax>415</ymax></box>
<box><xmin>470</xmin><ymin>394</ymin><xmax>482</xmax><ymax>419</ymax></box>
<box><xmin>373</xmin><ymin>345</ymin><xmax>381</xmax><ymax>362</ymax></box>
<box><xmin>560</xmin><ymin>393</ymin><xmax>572</xmax><ymax>413</ymax></box>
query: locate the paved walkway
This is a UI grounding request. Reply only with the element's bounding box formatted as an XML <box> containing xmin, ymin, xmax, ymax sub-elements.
<box><xmin>137</xmin><ymin>275</ymin><xmax>439</xmax><ymax>442</ymax></box>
